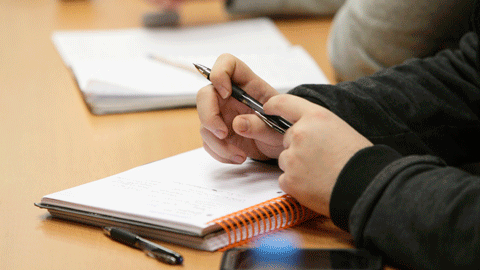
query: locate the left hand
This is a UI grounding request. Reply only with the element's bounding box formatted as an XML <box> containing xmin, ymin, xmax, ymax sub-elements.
<box><xmin>196</xmin><ymin>54</ymin><xmax>284</xmax><ymax>164</ymax></box>
<box><xmin>264</xmin><ymin>94</ymin><xmax>373</xmax><ymax>217</ymax></box>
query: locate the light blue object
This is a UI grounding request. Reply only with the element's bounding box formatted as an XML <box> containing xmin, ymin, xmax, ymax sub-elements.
<box><xmin>250</xmin><ymin>232</ymin><xmax>302</xmax><ymax>269</ymax></box>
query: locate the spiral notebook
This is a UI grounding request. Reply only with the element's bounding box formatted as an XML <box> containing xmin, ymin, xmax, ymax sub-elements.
<box><xmin>35</xmin><ymin>148</ymin><xmax>318</xmax><ymax>251</ymax></box>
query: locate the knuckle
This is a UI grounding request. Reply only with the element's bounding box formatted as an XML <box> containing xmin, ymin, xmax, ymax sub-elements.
<box><xmin>265</xmin><ymin>94</ymin><xmax>286</xmax><ymax>111</ymax></box>
<box><xmin>205</xmin><ymin>114</ymin><xmax>218</xmax><ymax>127</ymax></box>
<box><xmin>196</xmin><ymin>84</ymin><xmax>213</xmax><ymax>102</ymax></box>
<box><xmin>199</xmin><ymin>126</ymin><xmax>209</xmax><ymax>137</ymax></box>
<box><xmin>308</xmin><ymin>107</ymin><xmax>330</xmax><ymax>121</ymax></box>
<box><xmin>278</xmin><ymin>175</ymin><xmax>289</xmax><ymax>192</ymax></box>
<box><xmin>218</xmin><ymin>53</ymin><xmax>234</xmax><ymax>61</ymax></box>
<box><xmin>279</xmin><ymin>173</ymin><xmax>297</xmax><ymax>196</ymax></box>
<box><xmin>289</xmin><ymin>126</ymin><xmax>306</xmax><ymax>143</ymax></box>
<box><xmin>274</xmin><ymin>94</ymin><xmax>289</xmax><ymax>106</ymax></box>
<box><xmin>279</xmin><ymin>150</ymin><xmax>298</xmax><ymax>170</ymax></box>
<box><xmin>195</xmin><ymin>88</ymin><xmax>204</xmax><ymax>102</ymax></box>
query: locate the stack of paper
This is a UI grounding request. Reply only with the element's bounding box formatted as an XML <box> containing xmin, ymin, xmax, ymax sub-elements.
<box><xmin>36</xmin><ymin>148</ymin><xmax>318</xmax><ymax>251</ymax></box>
<box><xmin>52</xmin><ymin>18</ymin><xmax>329</xmax><ymax>115</ymax></box>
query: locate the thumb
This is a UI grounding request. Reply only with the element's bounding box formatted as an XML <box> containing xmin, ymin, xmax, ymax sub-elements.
<box><xmin>263</xmin><ymin>94</ymin><xmax>319</xmax><ymax>123</ymax></box>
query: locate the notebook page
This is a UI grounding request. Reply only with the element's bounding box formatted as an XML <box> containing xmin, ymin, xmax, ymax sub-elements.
<box><xmin>71</xmin><ymin>46</ymin><xmax>327</xmax><ymax>99</ymax></box>
<box><xmin>41</xmin><ymin>148</ymin><xmax>284</xmax><ymax>235</ymax></box>
<box><xmin>73</xmin><ymin>58</ymin><xmax>208</xmax><ymax>96</ymax></box>
<box><xmin>52</xmin><ymin>18</ymin><xmax>291</xmax><ymax>66</ymax></box>
<box><xmin>176</xmin><ymin>46</ymin><xmax>331</xmax><ymax>87</ymax></box>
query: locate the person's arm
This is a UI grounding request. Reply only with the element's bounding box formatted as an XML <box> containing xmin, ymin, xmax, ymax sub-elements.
<box><xmin>286</xmin><ymin>32</ymin><xmax>480</xmax><ymax>269</ymax></box>
<box><xmin>224</xmin><ymin>0</ymin><xmax>345</xmax><ymax>16</ymax></box>
<box><xmin>332</xmin><ymin>145</ymin><xmax>480</xmax><ymax>269</ymax></box>
<box><xmin>291</xmin><ymin>32</ymin><xmax>480</xmax><ymax>166</ymax></box>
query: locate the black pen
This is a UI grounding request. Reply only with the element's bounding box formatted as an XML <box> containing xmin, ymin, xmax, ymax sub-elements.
<box><xmin>103</xmin><ymin>227</ymin><xmax>183</xmax><ymax>265</ymax></box>
<box><xmin>193</xmin><ymin>63</ymin><xmax>292</xmax><ymax>134</ymax></box>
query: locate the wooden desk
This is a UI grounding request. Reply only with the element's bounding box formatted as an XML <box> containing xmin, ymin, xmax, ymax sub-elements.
<box><xmin>0</xmin><ymin>1</ymin><xmax>350</xmax><ymax>269</ymax></box>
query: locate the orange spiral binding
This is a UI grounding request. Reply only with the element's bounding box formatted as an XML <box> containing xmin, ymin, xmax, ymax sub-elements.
<box><xmin>210</xmin><ymin>194</ymin><xmax>318</xmax><ymax>251</ymax></box>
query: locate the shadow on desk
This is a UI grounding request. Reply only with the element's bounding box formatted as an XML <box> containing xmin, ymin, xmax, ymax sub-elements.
<box><xmin>37</xmin><ymin>213</ymin><xmax>107</xmax><ymax>246</ymax></box>
<box><xmin>295</xmin><ymin>216</ymin><xmax>354</xmax><ymax>248</ymax></box>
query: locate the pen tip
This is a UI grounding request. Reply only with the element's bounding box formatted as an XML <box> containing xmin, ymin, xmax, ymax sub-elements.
<box><xmin>192</xmin><ymin>63</ymin><xmax>201</xmax><ymax>70</ymax></box>
<box><xmin>193</xmin><ymin>63</ymin><xmax>207</xmax><ymax>70</ymax></box>
<box><xmin>192</xmin><ymin>63</ymin><xmax>210</xmax><ymax>79</ymax></box>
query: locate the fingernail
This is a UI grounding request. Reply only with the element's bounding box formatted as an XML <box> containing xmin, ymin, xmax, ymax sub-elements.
<box><xmin>218</xmin><ymin>85</ymin><xmax>229</xmax><ymax>99</ymax></box>
<box><xmin>232</xmin><ymin>155</ymin><xmax>245</xmax><ymax>164</ymax></box>
<box><xmin>215</xmin><ymin>129</ymin><xmax>226</xmax><ymax>139</ymax></box>
<box><xmin>237</xmin><ymin>118</ymin><xmax>250</xmax><ymax>133</ymax></box>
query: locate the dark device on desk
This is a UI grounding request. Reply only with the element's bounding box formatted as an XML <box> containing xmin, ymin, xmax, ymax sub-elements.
<box><xmin>142</xmin><ymin>10</ymin><xmax>180</xmax><ymax>28</ymax></box>
<box><xmin>220</xmin><ymin>248</ymin><xmax>382</xmax><ymax>270</ymax></box>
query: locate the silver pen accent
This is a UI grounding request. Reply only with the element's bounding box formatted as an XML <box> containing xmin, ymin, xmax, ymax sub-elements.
<box><xmin>193</xmin><ymin>63</ymin><xmax>292</xmax><ymax>134</ymax></box>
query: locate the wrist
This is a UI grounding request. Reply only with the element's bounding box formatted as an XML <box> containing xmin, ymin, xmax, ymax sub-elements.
<box><xmin>329</xmin><ymin>145</ymin><xmax>403</xmax><ymax>232</ymax></box>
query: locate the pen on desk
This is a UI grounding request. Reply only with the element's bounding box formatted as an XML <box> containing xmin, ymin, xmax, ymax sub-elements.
<box><xmin>193</xmin><ymin>63</ymin><xmax>292</xmax><ymax>135</ymax></box>
<box><xmin>103</xmin><ymin>227</ymin><xmax>183</xmax><ymax>265</ymax></box>
<box><xmin>148</xmin><ymin>54</ymin><xmax>199</xmax><ymax>74</ymax></box>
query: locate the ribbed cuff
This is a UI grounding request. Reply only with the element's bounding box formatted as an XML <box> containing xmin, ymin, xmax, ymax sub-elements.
<box><xmin>330</xmin><ymin>145</ymin><xmax>403</xmax><ymax>232</ymax></box>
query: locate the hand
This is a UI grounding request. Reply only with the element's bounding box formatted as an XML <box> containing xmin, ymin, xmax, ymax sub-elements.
<box><xmin>196</xmin><ymin>54</ymin><xmax>285</xmax><ymax>164</ymax></box>
<box><xmin>264</xmin><ymin>95</ymin><xmax>373</xmax><ymax>217</ymax></box>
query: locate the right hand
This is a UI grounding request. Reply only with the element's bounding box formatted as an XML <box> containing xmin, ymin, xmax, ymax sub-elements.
<box><xmin>196</xmin><ymin>54</ymin><xmax>285</xmax><ymax>164</ymax></box>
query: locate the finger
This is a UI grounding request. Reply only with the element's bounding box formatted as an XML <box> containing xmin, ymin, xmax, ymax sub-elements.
<box><xmin>277</xmin><ymin>172</ymin><xmax>293</xmax><ymax>197</ymax></box>
<box><xmin>282</xmin><ymin>116</ymin><xmax>305</xmax><ymax>150</ymax></box>
<box><xmin>278</xmin><ymin>173</ymin><xmax>287</xmax><ymax>192</ymax></box>
<box><xmin>210</xmin><ymin>54</ymin><xmax>255</xmax><ymax>98</ymax></box>
<box><xmin>210</xmin><ymin>54</ymin><xmax>279</xmax><ymax>103</ymax></box>
<box><xmin>278</xmin><ymin>150</ymin><xmax>286</xmax><ymax>172</ymax></box>
<box><xmin>233</xmin><ymin>114</ymin><xmax>284</xmax><ymax>159</ymax></box>
<box><xmin>264</xmin><ymin>94</ymin><xmax>322</xmax><ymax>123</ymax></box>
<box><xmin>283</xmin><ymin>131</ymin><xmax>292</xmax><ymax>150</ymax></box>
<box><xmin>200</xmin><ymin>127</ymin><xmax>247</xmax><ymax>164</ymax></box>
<box><xmin>277</xmin><ymin>148</ymin><xmax>297</xmax><ymax>173</ymax></box>
<box><xmin>277</xmin><ymin>149</ymin><xmax>298</xmax><ymax>195</ymax></box>
<box><xmin>232</xmin><ymin>114</ymin><xmax>283</xmax><ymax>143</ymax></box>
<box><xmin>196</xmin><ymin>84</ymin><xmax>228</xmax><ymax>139</ymax></box>
<box><xmin>202</xmin><ymin>142</ymin><xmax>235</xmax><ymax>164</ymax></box>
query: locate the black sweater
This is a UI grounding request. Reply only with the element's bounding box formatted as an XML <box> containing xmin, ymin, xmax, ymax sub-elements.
<box><xmin>288</xmin><ymin>2</ymin><xmax>480</xmax><ymax>269</ymax></box>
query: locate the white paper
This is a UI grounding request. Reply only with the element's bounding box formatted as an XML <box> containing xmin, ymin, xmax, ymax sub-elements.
<box><xmin>52</xmin><ymin>18</ymin><xmax>291</xmax><ymax>66</ymax></box>
<box><xmin>52</xmin><ymin>17</ymin><xmax>329</xmax><ymax>114</ymax></box>
<box><xmin>41</xmin><ymin>148</ymin><xmax>284</xmax><ymax>235</ymax></box>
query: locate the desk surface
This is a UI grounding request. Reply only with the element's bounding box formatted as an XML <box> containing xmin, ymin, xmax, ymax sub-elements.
<box><xmin>0</xmin><ymin>1</ymin><xmax>353</xmax><ymax>269</ymax></box>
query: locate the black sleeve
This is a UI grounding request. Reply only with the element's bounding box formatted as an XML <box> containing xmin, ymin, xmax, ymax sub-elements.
<box><xmin>287</xmin><ymin>32</ymin><xmax>480</xmax><ymax>269</ymax></box>
<box><xmin>289</xmin><ymin>32</ymin><xmax>480</xmax><ymax>166</ymax></box>
<box><xmin>344</xmin><ymin>146</ymin><xmax>480</xmax><ymax>269</ymax></box>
